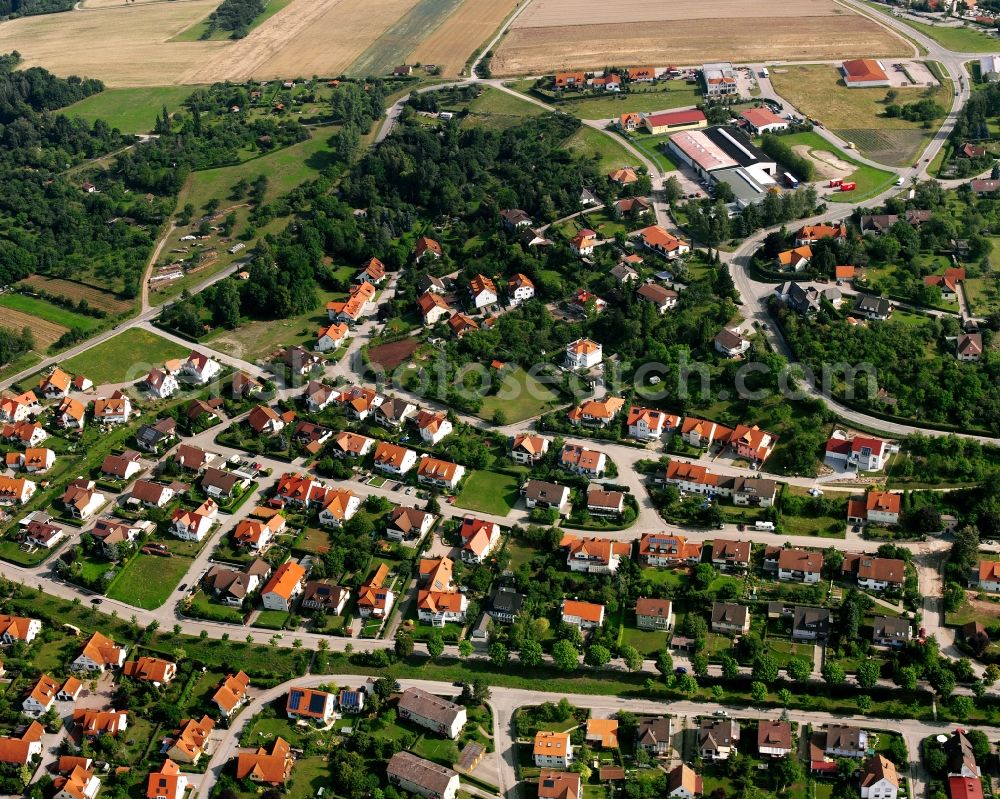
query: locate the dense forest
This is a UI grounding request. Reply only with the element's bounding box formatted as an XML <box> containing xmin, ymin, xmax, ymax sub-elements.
<box><xmin>0</xmin><ymin>53</ymin><xmax>156</xmax><ymax>295</ymax></box>
<box><xmin>951</xmin><ymin>79</ymin><xmax>1000</xmax><ymax>142</ymax></box>
<box><xmin>0</xmin><ymin>0</ymin><xmax>71</xmax><ymax>19</ymax></box>
<box><xmin>203</xmin><ymin>0</ymin><xmax>265</xmax><ymax>38</ymax></box>
<box><xmin>776</xmin><ymin>302</ymin><xmax>1000</xmax><ymax>433</ymax></box>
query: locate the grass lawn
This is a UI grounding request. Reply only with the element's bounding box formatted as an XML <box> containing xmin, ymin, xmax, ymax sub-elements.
<box><xmin>771</xmin><ymin>130</ymin><xmax>896</xmax><ymax>201</ymax></box>
<box><xmin>767</xmin><ymin>638</ymin><xmax>815</xmax><ymax>668</ymax></box>
<box><xmin>562</xmin><ymin>126</ymin><xmax>640</xmax><ymax>174</ymax></box>
<box><xmin>0</xmin><ymin>538</ymin><xmax>54</xmax><ymax>567</ymax></box>
<box><xmin>620</xmin><ymin>624</ymin><xmax>671</xmax><ymax>657</ymax></box>
<box><xmin>476</xmin><ymin>366</ymin><xmax>562</xmax><ymax>423</ymax></box>
<box><xmin>208</xmin><ymin>287</ymin><xmax>347</xmax><ymax>361</ymax></box>
<box><xmin>413</xmin><ymin>735</ymin><xmax>459</xmax><ymax>765</ymax></box>
<box><xmin>769</xmin><ymin>63</ymin><xmax>952</xmax><ymax>166</ymax></box>
<box><xmin>454</xmin><ymin>470</ymin><xmax>519</xmax><ymax>516</ymax></box>
<box><xmin>253</xmin><ymin>609</ymin><xmax>291</xmax><ymax>630</ymax></box>
<box><xmin>62</xmin><ymin>328</ymin><xmax>187</xmax><ymax>385</ymax></box>
<box><xmin>64</xmin><ymin>86</ymin><xmax>194</xmax><ymax>134</ymax></box>
<box><xmin>555</xmin><ymin>208</ymin><xmax>628</xmax><ymax>240</ymax></box>
<box><xmin>893</xmin><ymin>16</ymin><xmax>1000</xmax><ymax>52</ymax></box>
<box><xmin>620</xmin><ymin>131</ymin><xmax>679</xmax><ymax>175</ymax></box>
<box><xmin>781</xmin><ymin>512</ymin><xmax>847</xmax><ymax>538</ymax></box>
<box><xmin>506</xmin><ymin>539</ymin><xmax>545</xmax><ymax>570</ymax></box>
<box><xmin>106</xmin><ymin>553</ymin><xmax>193</xmax><ymax>609</ymax></box>
<box><xmin>0</xmin><ymin>294</ymin><xmax>101</xmax><ymax>332</ymax></box>
<box><xmin>946</xmin><ymin>596</ymin><xmax>1000</xmax><ymax>629</ymax></box>
<box><xmin>468</xmin><ymin>89</ymin><xmax>548</xmax><ymax>124</ymax></box>
<box><xmin>965</xmin><ymin>275</ymin><xmax>1000</xmax><ymax>316</ymax></box>
<box><xmin>187</xmin><ymin>590</ymin><xmax>244</xmax><ymax>624</ymax></box>
<box><xmin>284</xmin><ymin>755</ymin><xmax>330</xmax><ymax>799</ymax></box>
<box><xmin>541</xmin><ymin>82</ymin><xmax>703</xmax><ymax>118</ymax></box>
<box><xmin>639</xmin><ymin>568</ymin><xmax>688</xmax><ymax>589</ymax></box>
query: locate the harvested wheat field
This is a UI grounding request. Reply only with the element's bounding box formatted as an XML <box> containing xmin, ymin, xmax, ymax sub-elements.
<box><xmin>0</xmin><ymin>0</ymin><xmax>225</xmax><ymax>86</ymax></box>
<box><xmin>80</xmin><ymin>0</ymin><xmax>164</xmax><ymax>7</ymax></box>
<box><xmin>492</xmin><ymin>0</ymin><xmax>911</xmax><ymax>75</ymax></box>
<box><xmin>180</xmin><ymin>0</ymin><xmax>420</xmax><ymax>83</ymax></box>
<box><xmin>0</xmin><ymin>308</ymin><xmax>68</xmax><ymax>350</ymax></box>
<box><xmin>410</xmin><ymin>0</ymin><xmax>521</xmax><ymax>76</ymax></box>
<box><xmin>20</xmin><ymin>276</ymin><xmax>134</xmax><ymax>314</ymax></box>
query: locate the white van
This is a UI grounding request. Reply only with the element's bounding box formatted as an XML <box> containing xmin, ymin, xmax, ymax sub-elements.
<box><xmin>754</xmin><ymin>520</ymin><xmax>775</xmax><ymax>531</ymax></box>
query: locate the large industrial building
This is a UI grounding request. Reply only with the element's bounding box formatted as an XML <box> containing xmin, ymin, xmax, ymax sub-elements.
<box><xmin>667</xmin><ymin>125</ymin><xmax>779</xmax><ymax>210</ymax></box>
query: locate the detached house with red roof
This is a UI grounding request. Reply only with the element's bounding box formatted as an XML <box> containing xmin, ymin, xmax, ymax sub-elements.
<box><xmin>847</xmin><ymin>491</ymin><xmax>901</xmax><ymax>527</ymax></box>
<box><xmin>235</xmin><ymin>738</ymin><xmax>293</xmax><ymax>785</ymax></box>
<box><xmin>459</xmin><ymin>516</ymin><xmax>500</xmax><ymax>564</ymax></box>
<box><xmin>212</xmin><ymin>672</ymin><xmax>250</xmax><ymax>719</ymax></box>
<box><xmin>0</xmin><ymin>721</ymin><xmax>43</xmax><ymax>765</ymax></box>
<box><xmin>38</xmin><ymin>367</ymin><xmax>72</xmax><ymax>400</ymax></box>
<box><xmin>729</xmin><ymin>424</ymin><xmax>776</xmax><ymax>464</ymax></box>
<box><xmin>564</xmin><ymin>338</ymin><xmax>603</xmax><ymax>370</ymax></box>
<box><xmin>92</xmin><ymin>391</ymin><xmax>131</xmax><ymax>425</ymax></box>
<box><xmin>627</xmin><ymin>406</ymin><xmax>670</xmax><ymax>440</ymax></box>
<box><xmin>416</xmin><ymin>455</ymin><xmax>466</xmax><ymax>491</ymax></box>
<box><xmin>0</xmin><ymin>391</ymin><xmax>40</xmax><ymax>423</ymax></box>
<box><xmin>147</xmin><ymin>759</ymin><xmax>188</xmax><ymax>799</ymax></box>
<box><xmin>741</xmin><ymin>106</ymin><xmax>788</xmax><ymax>134</ymax></box>
<box><xmin>561</xmin><ymin>599</ymin><xmax>605</xmax><ymax>629</ymax></box>
<box><xmin>637</xmin><ymin>225</ymin><xmax>690</xmax><ymax>260</ymax></box>
<box><xmin>358</xmin><ymin>563</ymin><xmax>394</xmax><ymax>618</ymax></box>
<box><xmin>974</xmin><ymin>561</ymin><xmax>1000</xmax><ymax>593</ymax></box>
<box><xmin>924</xmin><ymin>267</ymin><xmax>966</xmax><ymax>301</ymax></box>
<box><xmin>510</xmin><ymin>432</ymin><xmax>550</xmax><ymax>464</ymax></box>
<box><xmin>414</xmin><ymin>236</ymin><xmax>442</xmax><ymax>261</ymax></box>
<box><xmin>825</xmin><ymin>431</ymin><xmax>891</xmax><ymax>472</ymax></box>
<box><xmin>123</xmin><ymin>656</ymin><xmax>176</xmax><ymax>686</ymax></box>
<box><xmin>355</xmin><ymin>257</ymin><xmax>387</xmax><ymax>285</ymax></box>
<box><xmin>373</xmin><ymin>441</ymin><xmax>417</xmax><ymax>476</ymax></box>
<box><xmin>0</xmin><ymin>476</ymin><xmax>36</xmax><ymax>506</ymax></box>
<box><xmin>563</xmin><ymin>535</ymin><xmax>630</xmax><ymax>574</ymax></box>
<box><xmin>170</xmin><ymin>499</ymin><xmax>217</xmax><ymax>542</ymax></box>
<box><xmin>286</xmin><ymin>687</ymin><xmax>335</xmax><ymax>725</ymax></box>
<box><xmin>469</xmin><ymin>274</ymin><xmax>498</xmax><ymax>311</ymax></box>
<box><xmin>261</xmin><ymin>561</ymin><xmax>306</xmax><ymax>611</ymax></box>
<box><xmin>183</xmin><ymin>351</ymin><xmax>221</xmax><ymax>384</ymax></box>
<box><xmin>72</xmin><ymin>632</ymin><xmax>126</xmax><ymax>671</ymax></box>
<box><xmin>638</xmin><ymin>533</ymin><xmax>701</xmax><ymax>567</ymax></box>
<box><xmin>765</xmin><ymin>547</ymin><xmax>823</xmax><ymax>583</ymax></box>
<box><xmin>418</xmin><ymin>291</ymin><xmax>452</xmax><ymax>325</ymax></box>
<box><xmin>0</xmin><ymin>614</ymin><xmax>41</xmax><ymax>644</ymax></box>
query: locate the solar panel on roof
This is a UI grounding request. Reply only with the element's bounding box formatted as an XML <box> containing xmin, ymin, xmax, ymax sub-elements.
<box><xmin>308</xmin><ymin>693</ymin><xmax>326</xmax><ymax>714</ymax></box>
<box><xmin>288</xmin><ymin>689</ymin><xmax>302</xmax><ymax>710</ymax></box>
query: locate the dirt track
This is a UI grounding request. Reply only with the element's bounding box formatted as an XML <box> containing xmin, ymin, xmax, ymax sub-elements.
<box><xmin>793</xmin><ymin>144</ymin><xmax>853</xmax><ymax>180</ymax></box>
<box><xmin>178</xmin><ymin>0</ymin><xmax>419</xmax><ymax>83</ymax></box>
<box><xmin>491</xmin><ymin>16</ymin><xmax>910</xmax><ymax>76</ymax></box>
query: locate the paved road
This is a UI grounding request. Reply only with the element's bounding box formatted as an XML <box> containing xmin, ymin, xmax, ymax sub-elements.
<box><xmin>196</xmin><ymin>673</ymin><xmax>999</xmax><ymax>799</ymax></box>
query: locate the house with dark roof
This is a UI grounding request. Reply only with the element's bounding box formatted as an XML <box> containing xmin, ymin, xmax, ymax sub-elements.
<box><xmin>699</xmin><ymin>718</ymin><xmax>740</xmax><ymax>760</ymax></box>
<box><xmin>792</xmin><ymin>606</ymin><xmax>831</xmax><ymax>641</ymax></box>
<box><xmin>873</xmin><ymin>616</ymin><xmax>912</xmax><ymax>648</ymax></box>
<box><xmin>711</xmin><ymin>602</ymin><xmax>749</xmax><ymax>634</ymax></box>
<box><xmin>636</xmin><ymin>717</ymin><xmax>671</xmax><ymax>756</ymax></box>
<box><xmin>488</xmin><ymin>587</ymin><xmax>524</xmax><ymax>624</ymax></box>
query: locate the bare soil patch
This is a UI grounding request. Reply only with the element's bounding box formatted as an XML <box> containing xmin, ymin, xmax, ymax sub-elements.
<box><xmin>792</xmin><ymin>144</ymin><xmax>852</xmax><ymax>180</ymax></box>
<box><xmin>492</xmin><ymin>16</ymin><xmax>909</xmax><ymax>76</ymax></box>
<box><xmin>410</xmin><ymin>0</ymin><xmax>521</xmax><ymax>76</ymax></box>
<box><xmin>368</xmin><ymin>338</ymin><xmax>420</xmax><ymax>370</ymax></box>
<box><xmin>0</xmin><ymin>308</ymin><xmax>68</xmax><ymax>350</ymax></box>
